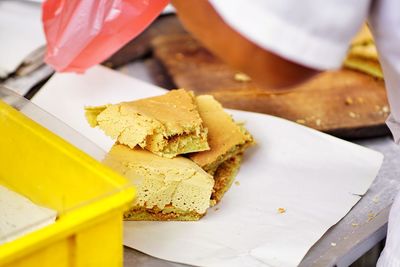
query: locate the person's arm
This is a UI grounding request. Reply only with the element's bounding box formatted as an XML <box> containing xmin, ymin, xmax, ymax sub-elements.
<box><xmin>172</xmin><ymin>0</ymin><xmax>318</xmax><ymax>90</ymax></box>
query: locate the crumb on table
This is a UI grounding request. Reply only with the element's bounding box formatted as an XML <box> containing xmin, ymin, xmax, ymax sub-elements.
<box><xmin>356</xmin><ymin>97</ymin><xmax>364</xmax><ymax>104</ymax></box>
<box><xmin>382</xmin><ymin>106</ymin><xmax>390</xmax><ymax>113</ymax></box>
<box><xmin>348</xmin><ymin>111</ymin><xmax>358</xmax><ymax>118</ymax></box>
<box><xmin>367</xmin><ymin>212</ymin><xmax>376</xmax><ymax>222</ymax></box>
<box><xmin>345</xmin><ymin>97</ymin><xmax>353</xmax><ymax>105</ymax></box>
<box><xmin>234</xmin><ymin>181</ymin><xmax>240</xmax><ymax>186</ymax></box>
<box><xmin>234</xmin><ymin>72</ymin><xmax>252</xmax><ymax>82</ymax></box>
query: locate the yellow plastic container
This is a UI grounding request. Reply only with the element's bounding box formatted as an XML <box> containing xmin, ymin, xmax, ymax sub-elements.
<box><xmin>0</xmin><ymin>88</ymin><xmax>135</xmax><ymax>267</ymax></box>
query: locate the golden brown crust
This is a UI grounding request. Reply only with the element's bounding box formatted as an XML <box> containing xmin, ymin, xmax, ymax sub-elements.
<box><xmin>124</xmin><ymin>205</ymin><xmax>203</xmax><ymax>221</ymax></box>
<box><xmin>211</xmin><ymin>154</ymin><xmax>242</xmax><ymax>204</ymax></box>
<box><xmin>190</xmin><ymin>95</ymin><xmax>253</xmax><ymax>168</ymax></box>
<box><xmin>103</xmin><ymin>144</ymin><xmax>214</xmax><ymax>217</ymax></box>
<box><xmin>86</xmin><ymin>89</ymin><xmax>209</xmax><ymax>157</ymax></box>
<box><xmin>120</xmin><ymin>89</ymin><xmax>202</xmax><ymax>133</ymax></box>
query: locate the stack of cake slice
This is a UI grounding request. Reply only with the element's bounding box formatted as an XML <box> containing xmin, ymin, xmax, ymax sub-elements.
<box><xmin>190</xmin><ymin>95</ymin><xmax>253</xmax><ymax>204</ymax></box>
<box><xmin>86</xmin><ymin>89</ymin><xmax>254</xmax><ymax>221</ymax></box>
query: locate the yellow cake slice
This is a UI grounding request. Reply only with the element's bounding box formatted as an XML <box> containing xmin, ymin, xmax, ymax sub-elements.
<box><xmin>344</xmin><ymin>24</ymin><xmax>383</xmax><ymax>79</ymax></box>
<box><xmin>190</xmin><ymin>95</ymin><xmax>254</xmax><ymax>174</ymax></box>
<box><xmin>343</xmin><ymin>56</ymin><xmax>383</xmax><ymax>79</ymax></box>
<box><xmin>85</xmin><ymin>89</ymin><xmax>209</xmax><ymax>158</ymax></box>
<box><xmin>103</xmin><ymin>144</ymin><xmax>214</xmax><ymax>221</ymax></box>
<box><xmin>190</xmin><ymin>95</ymin><xmax>254</xmax><ymax>204</ymax></box>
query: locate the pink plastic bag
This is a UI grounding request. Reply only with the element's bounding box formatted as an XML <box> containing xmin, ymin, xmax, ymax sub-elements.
<box><xmin>42</xmin><ymin>0</ymin><xmax>169</xmax><ymax>72</ymax></box>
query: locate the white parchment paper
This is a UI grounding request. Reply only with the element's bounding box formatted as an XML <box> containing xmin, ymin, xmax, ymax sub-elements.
<box><xmin>32</xmin><ymin>66</ymin><xmax>383</xmax><ymax>267</ymax></box>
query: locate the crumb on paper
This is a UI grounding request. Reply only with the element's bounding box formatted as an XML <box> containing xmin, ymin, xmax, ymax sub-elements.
<box><xmin>345</xmin><ymin>97</ymin><xmax>353</xmax><ymax>105</ymax></box>
<box><xmin>214</xmin><ymin>207</ymin><xmax>219</xmax><ymax>211</ymax></box>
<box><xmin>352</xmin><ymin>222</ymin><xmax>359</xmax><ymax>227</ymax></box>
<box><xmin>234</xmin><ymin>181</ymin><xmax>240</xmax><ymax>186</ymax></box>
<box><xmin>372</xmin><ymin>196</ymin><xmax>379</xmax><ymax>204</ymax></box>
<box><xmin>315</xmin><ymin>119</ymin><xmax>322</xmax><ymax>126</ymax></box>
<box><xmin>234</xmin><ymin>72</ymin><xmax>252</xmax><ymax>82</ymax></box>
<box><xmin>277</xmin><ymin>208</ymin><xmax>286</xmax><ymax>214</ymax></box>
<box><xmin>348</xmin><ymin>112</ymin><xmax>358</xmax><ymax>118</ymax></box>
<box><xmin>331</xmin><ymin>242</ymin><xmax>337</xmax><ymax>247</ymax></box>
<box><xmin>296</xmin><ymin>119</ymin><xmax>306</xmax><ymax>124</ymax></box>
<box><xmin>343</xmin><ymin>236</ymin><xmax>349</xmax><ymax>240</ymax></box>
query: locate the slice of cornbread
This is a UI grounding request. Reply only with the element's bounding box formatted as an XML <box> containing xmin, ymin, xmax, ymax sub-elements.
<box><xmin>103</xmin><ymin>144</ymin><xmax>214</xmax><ymax>221</ymax></box>
<box><xmin>190</xmin><ymin>95</ymin><xmax>254</xmax><ymax>174</ymax></box>
<box><xmin>85</xmin><ymin>89</ymin><xmax>209</xmax><ymax>158</ymax></box>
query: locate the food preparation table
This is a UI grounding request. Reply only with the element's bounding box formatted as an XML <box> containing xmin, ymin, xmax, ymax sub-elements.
<box><xmin>117</xmin><ymin>62</ymin><xmax>400</xmax><ymax>267</ymax></box>
<box><xmin>3</xmin><ymin>61</ymin><xmax>399</xmax><ymax>267</ymax></box>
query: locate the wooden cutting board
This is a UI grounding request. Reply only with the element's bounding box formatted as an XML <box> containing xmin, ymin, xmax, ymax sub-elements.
<box><xmin>104</xmin><ymin>14</ymin><xmax>187</xmax><ymax>68</ymax></box>
<box><xmin>150</xmin><ymin>34</ymin><xmax>390</xmax><ymax>139</ymax></box>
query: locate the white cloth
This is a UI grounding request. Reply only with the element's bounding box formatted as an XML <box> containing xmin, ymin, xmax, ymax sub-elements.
<box><xmin>378</xmin><ymin>194</ymin><xmax>400</xmax><ymax>267</ymax></box>
<box><xmin>208</xmin><ymin>0</ymin><xmax>400</xmax><ymax>265</ymax></box>
<box><xmin>368</xmin><ymin>0</ymin><xmax>400</xmax><ymax>145</ymax></box>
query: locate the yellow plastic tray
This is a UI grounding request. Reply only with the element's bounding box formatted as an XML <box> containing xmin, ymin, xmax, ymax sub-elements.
<box><xmin>0</xmin><ymin>88</ymin><xmax>135</xmax><ymax>267</ymax></box>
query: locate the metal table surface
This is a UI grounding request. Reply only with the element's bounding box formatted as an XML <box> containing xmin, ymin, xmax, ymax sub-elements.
<box><xmin>4</xmin><ymin>62</ymin><xmax>399</xmax><ymax>267</ymax></box>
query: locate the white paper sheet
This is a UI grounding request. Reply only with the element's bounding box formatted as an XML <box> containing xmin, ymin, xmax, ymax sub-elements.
<box><xmin>32</xmin><ymin>66</ymin><xmax>165</xmax><ymax>152</ymax></box>
<box><xmin>32</xmin><ymin>65</ymin><xmax>383</xmax><ymax>267</ymax></box>
<box><xmin>0</xmin><ymin>1</ymin><xmax>44</xmax><ymax>77</ymax></box>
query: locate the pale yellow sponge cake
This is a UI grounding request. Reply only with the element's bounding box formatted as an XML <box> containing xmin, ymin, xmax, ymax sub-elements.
<box><xmin>190</xmin><ymin>95</ymin><xmax>254</xmax><ymax>174</ymax></box>
<box><xmin>344</xmin><ymin>24</ymin><xmax>383</xmax><ymax>79</ymax></box>
<box><xmin>190</xmin><ymin>95</ymin><xmax>254</xmax><ymax>205</ymax></box>
<box><xmin>85</xmin><ymin>89</ymin><xmax>209</xmax><ymax>158</ymax></box>
<box><xmin>103</xmin><ymin>144</ymin><xmax>214</xmax><ymax>221</ymax></box>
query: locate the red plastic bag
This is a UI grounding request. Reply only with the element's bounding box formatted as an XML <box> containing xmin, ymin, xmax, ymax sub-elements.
<box><xmin>42</xmin><ymin>0</ymin><xmax>169</xmax><ymax>72</ymax></box>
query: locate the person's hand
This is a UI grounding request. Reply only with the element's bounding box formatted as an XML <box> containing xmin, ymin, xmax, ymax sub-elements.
<box><xmin>172</xmin><ymin>0</ymin><xmax>319</xmax><ymax>90</ymax></box>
